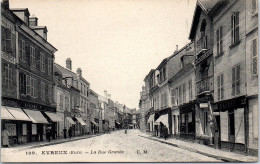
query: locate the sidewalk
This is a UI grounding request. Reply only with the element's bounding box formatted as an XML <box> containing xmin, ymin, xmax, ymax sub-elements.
<box><xmin>138</xmin><ymin>133</ymin><xmax>258</xmax><ymax>162</ymax></box>
<box><xmin>8</xmin><ymin>133</ymin><xmax>103</xmax><ymax>152</ymax></box>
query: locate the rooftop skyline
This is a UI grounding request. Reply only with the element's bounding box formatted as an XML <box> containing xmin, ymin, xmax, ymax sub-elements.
<box><xmin>10</xmin><ymin>0</ymin><xmax>197</xmax><ymax>109</ymax></box>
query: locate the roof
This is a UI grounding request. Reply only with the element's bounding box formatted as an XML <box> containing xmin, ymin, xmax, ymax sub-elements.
<box><xmin>10</xmin><ymin>8</ymin><xmax>30</xmax><ymax>16</ymax></box>
<box><xmin>168</xmin><ymin>42</ymin><xmax>194</xmax><ymax>60</ymax></box>
<box><xmin>144</xmin><ymin>69</ymin><xmax>155</xmax><ymax>81</ymax></box>
<box><xmin>54</xmin><ymin>63</ymin><xmax>78</xmax><ymax>79</ymax></box>
<box><xmin>188</xmin><ymin>0</ymin><xmax>219</xmax><ymax>40</ymax></box>
<box><xmin>30</xmin><ymin>26</ymin><xmax>48</xmax><ymax>32</ymax></box>
<box><xmin>90</xmin><ymin>89</ymin><xmax>98</xmax><ymax>97</ymax></box>
<box><xmin>54</xmin><ymin>63</ymin><xmax>90</xmax><ymax>85</ymax></box>
<box><xmin>156</xmin><ymin>58</ymin><xmax>168</xmax><ymax>70</ymax></box>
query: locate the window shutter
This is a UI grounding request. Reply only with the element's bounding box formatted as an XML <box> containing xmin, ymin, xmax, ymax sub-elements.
<box><xmin>252</xmin><ymin>39</ymin><xmax>258</xmax><ymax>76</ymax></box>
<box><xmin>216</xmin><ymin>29</ymin><xmax>219</xmax><ymax>55</ymax></box>
<box><xmin>11</xmin><ymin>32</ymin><xmax>16</xmax><ymax>56</ymax></box>
<box><xmin>232</xmin><ymin>67</ymin><xmax>235</xmax><ymax>95</ymax></box>
<box><xmin>1</xmin><ymin>26</ymin><xmax>6</xmax><ymax>51</ymax></box>
<box><xmin>252</xmin><ymin>0</ymin><xmax>256</xmax><ymax>13</ymax></box>
<box><xmin>231</xmin><ymin>14</ymin><xmax>234</xmax><ymax>43</ymax></box>
<box><xmin>236</xmin><ymin>65</ymin><xmax>240</xmax><ymax>95</ymax></box>
<box><xmin>221</xmin><ymin>74</ymin><xmax>224</xmax><ymax>99</ymax></box>
<box><xmin>4</xmin><ymin>66</ymin><xmax>8</xmax><ymax>86</ymax></box>
<box><xmin>220</xmin><ymin>26</ymin><xmax>223</xmax><ymax>53</ymax></box>
<box><xmin>217</xmin><ymin>75</ymin><xmax>220</xmax><ymax>100</ymax></box>
<box><xmin>235</xmin><ymin>12</ymin><xmax>239</xmax><ymax>42</ymax></box>
<box><xmin>5</xmin><ymin>28</ymin><xmax>12</xmax><ymax>53</ymax></box>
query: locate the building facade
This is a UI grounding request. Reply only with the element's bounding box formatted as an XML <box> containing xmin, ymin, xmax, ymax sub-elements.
<box><xmin>1</xmin><ymin>2</ymin><xmax>59</xmax><ymax>146</ymax></box>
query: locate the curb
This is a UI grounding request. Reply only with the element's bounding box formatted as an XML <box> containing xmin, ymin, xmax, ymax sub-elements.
<box><xmin>138</xmin><ymin>135</ymin><xmax>245</xmax><ymax>162</ymax></box>
<box><xmin>15</xmin><ymin>134</ymin><xmax>103</xmax><ymax>151</ymax></box>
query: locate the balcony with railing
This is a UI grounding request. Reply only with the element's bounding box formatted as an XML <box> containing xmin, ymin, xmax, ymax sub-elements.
<box><xmin>195</xmin><ymin>35</ymin><xmax>212</xmax><ymax>65</ymax></box>
<box><xmin>196</xmin><ymin>76</ymin><xmax>213</xmax><ymax>95</ymax></box>
<box><xmin>196</xmin><ymin>36</ymin><xmax>208</xmax><ymax>54</ymax></box>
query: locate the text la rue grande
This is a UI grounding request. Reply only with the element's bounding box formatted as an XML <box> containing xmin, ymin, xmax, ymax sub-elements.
<box><xmin>90</xmin><ymin>150</ymin><xmax>124</xmax><ymax>154</ymax></box>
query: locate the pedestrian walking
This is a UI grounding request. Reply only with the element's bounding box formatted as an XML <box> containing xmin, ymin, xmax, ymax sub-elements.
<box><xmin>63</xmin><ymin>127</ymin><xmax>67</xmax><ymax>139</ymax></box>
<box><xmin>46</xmin><ymin>126</ymin><xmax>52</xmax><ymax>142</ymax></box>
<box><xmin>68</xmin><ymin>127</ymin><xmax>72</xmax><ymax>139</ymax></box>
<box><xmin>162</xmin><ymin>126</ymin><xmax>168</xmax><ymax>140</ymax></box>
<box><xmin>125</xmin><ymin>128</ymin><xmax>127</xmax><ymax>134</ymax></box>
<box><xmin>2</xmin><ymin>127</ymin><xmax>10</xmax><ymax>148</ymax></box>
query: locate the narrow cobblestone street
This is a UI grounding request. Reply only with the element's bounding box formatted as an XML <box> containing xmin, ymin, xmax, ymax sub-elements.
<box><xmin>2</xmin><ymin>129</ymin><xmax>222</xmax><ymax>162</ymax></box>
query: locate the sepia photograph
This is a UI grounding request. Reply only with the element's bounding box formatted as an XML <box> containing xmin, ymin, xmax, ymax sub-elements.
<box><xmin>0</xmin><ymin>0</ymin><xmax>259</xmax><ymax>162</ymax></box>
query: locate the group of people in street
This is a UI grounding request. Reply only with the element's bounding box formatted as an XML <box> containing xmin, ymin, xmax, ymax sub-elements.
<box><xmin>63</xmin><ymin>127</ymin><xmax>73</xmax><ymax>139</ymax></box>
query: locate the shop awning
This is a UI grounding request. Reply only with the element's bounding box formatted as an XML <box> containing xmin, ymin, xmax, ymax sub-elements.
<box><xmin>115</xmin><ymin>121</ymin><xmax>120</xmax><ymax>125</ymax></box>
<box><xmin>23</xmin><ymin>109</ymin><xmax>49</xmax><ymax>124</ymax></box>
<box><xmin>45</xmin><ymin>112</ymin><xmax>63</xmax><ymax>122</ymax></box>
<box><xmin>5</xmin><ymin>106</ymin><xmax>31</xmax><ymax>121</ymax></box>
<box><xmin>147</xmin><ymin>114</ymin><xmax>155</xmax><ymax>122</ymax></box>
<box><xmin>75</xmin><ymin>117</ymin><xmax>87</xmax><ymax>125</ymax></box>
<box><xmin>155</xmin><ymin>114</ymin><xmax>168</xmax><ymax>127</ymax></box>
<box><xmin>66</xmin><ymin>117</ymin><xmax>76</xmax><ymax>125</ymax></box>
<box><xmin>1</xmin><ymin>106</ymin><xmax>16</xmax><ymax>120</ymax></box>
<box><xmin>91</xmin><ymin>118</ymin><xmax>99</xmax><ymax>126</ymax></box>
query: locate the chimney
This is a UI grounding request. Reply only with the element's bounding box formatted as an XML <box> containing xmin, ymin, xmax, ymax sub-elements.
<box><xmin>29</xmin><ymin>17</ymin><xmax>38</xmax><ymax>26</ymax></box>
<box><xmin>66</xmin><ymin>58</ymin><xmax>72</xmax><ymax>70</ymax></box>
<box><xmin>176</xmin><ymin>45</ymin><xmax>178</xmax><ymax>51</ymax></box>
<box><xmin>2</xmin><ymin>0</ymin><xmax>9</xmax><ymax>9</ymax></box>
<box><xmin>104</xmin><ymin>90</ymin><xmax>107</xmax><ymax>98</ymax></box>
<box><xmin>77</xmin><ymin>68</ymin><xmax>82</xmax><ymax>77</ymax></box>
<box><xmin>107</xmin><ymin>94</ymin><xmax>111</xmax><ymax>99</ymax></box>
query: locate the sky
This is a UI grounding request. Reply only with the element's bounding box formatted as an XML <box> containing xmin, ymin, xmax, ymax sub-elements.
<box><xmin>10</xmin><ymin>0</ymin><xmax>197</xmax><ymax>109</ymax></box>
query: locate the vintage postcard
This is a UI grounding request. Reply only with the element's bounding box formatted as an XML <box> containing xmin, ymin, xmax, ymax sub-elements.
<box><xmin>1</xmin><ymin>0</ymin><xmax>259</xmax><ymax>162</ymax></box>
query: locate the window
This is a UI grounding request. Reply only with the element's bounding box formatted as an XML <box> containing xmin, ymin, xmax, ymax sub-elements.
<box><xmin>1</xmin><ymin>26</ymin><xmax>13</xmax><ymax>53</ymax></box>
<box><xmin>183</xmin><ymin>83</ymin><xmax>186</xmax><ymax>103</ymax></box>
<box><xmin>4</xmin><ymin>65</ymin><xmax>12</xmax><ymax>90</ymax></box>
<box><xmin>217</xmin><ymin>74</ymin><xmax>224</xmax><ymax>100</ymax></box>
<box><xmin>48</xmin><ymin>85</ymin><xmax>52</xmax><ymax>102</ymax></box>
<box><xmin>171</xmin><ymin>88</ymin><xmax>176</xmax><ymax>106</ymax></box>
<box><xmin>65</xmin><ymin>97</ymin><xmax>70</xmax><ymax>111</ymax></box>
<box><xmin>47</xmin><ymin>58</ymin><xmax>52</xmax><ymax>75</ymax></box>
<box><xmin>216</xmin><ymin>26</ymin><xmax>223</xmax><ymax>55</ymax></box>
<box><xmin>41</xmin><ymin>82</ymin><xmax>45</xmax><ymax>100</ymax></box>
<box><xmin>229</xmin><ymin>110</ymin><xmax>235</xmax><ymax>136</ymax></box>
<box><xmin>175</xmin><ymin>87</ymin><xmax>179</xmax><ymax>105</ymax></box>
<box><xmin>252</xmin><ymin>0</ymin><xmax>257</xmax><ymax>13</ymax></box>
<box><xmin>252</xmin><ymin>39</ymin><xmax>258</xmax><ymax>77</ymax></box>
<box><xmin>231</xmin><ymin>12</ymin><xmax>239</xmax><ymax>44</ymax></box>
<box><xmin>19</xmin><ymin>73</ymin><xmax>26</xmax><ymax>94</ymax></box>
<box><xmin>188</xmin><ymin>80</ymin><xmax>192</xmax><ymax>101</ymax></box>
<box><xmin>179</xmin><ymin>85</ymin><xmax>182</xmax><ymax>105</ymax></box>
<box><xmin>203</xmin><ymin>110</ymin><xmax>208</xmax><ymax>134</ymax></box>
<box><xmin>19</xmin><ymin>39</ymin><xmax>25</xmax><ymax>61</ymax></box>
<box><xmin>26</xmin><ymin>75</ymin><xmax>31</xmax><ymax>95</ymax></box>
<box><xmin>59</xmin><ymin>94</ymin><xmax>64</xmax><ymax>109</ymax></box>
<box><xmin>232</xmin><ymin>65</ymin><xmax>240</xmax><ymax>96</ymax></box>
<box><xmin>30</xmin><ymin>46</ymin><xmax>36</xmax><ymax>67</ymax></box>
<box><xmin>40</xmin><ymin>52</ymin><xmax>45</xmax><ymax>72</ymax></box>
<box><xmin>30</xmin><ymin>77</ymin><xmax>36</xmax><ymax>97</ymax></box>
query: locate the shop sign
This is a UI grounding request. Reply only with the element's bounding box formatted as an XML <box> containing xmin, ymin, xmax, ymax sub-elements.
<box><xmin>32</xmin><ymin>124</ymin><xmax>37</xmax><ymax>135</ymax></box>
<box><xmin>22</xmin><ymin>124</ymin><xmax>27</xmax><ymax>135</ymax></box>
<box><xmin>5</xmin><ymin>123</ymin><xmax>16</xmax><ymax>136</ymax></box>
<box><xmin>200</xmin><ymin>103</ymin><xmax>208</xmax><ymax>108</ymax></box>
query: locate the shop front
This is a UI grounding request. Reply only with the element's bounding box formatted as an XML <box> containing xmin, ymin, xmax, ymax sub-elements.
<box><xmin>213</xmin><ymin>96</ymin><xmax>247</xmax><ymax>152</ymax></box>
<box><xmin>155</xmin><ymin>114</ymin><xmax>169</xmax><ymax>137</ymax></box>
<box><xmin>44</xmin><ymin>111</ymin><xmax>63</xmax><ymax>140</ymax></box>
<box><xmin>179</xmin><ymin>102</ymin><xmax>196</xmax><ymax>140</ymax></box>
<box><xmin>2</xmin><ymin>106</ymin><xmax>33</xmax><ymax>145</ymax></box>
<box><xmin>147</xmin><ymin>114</ymin><xmax>155</xmax><ymax>133</ymax></box>
<box><xmin>75</xmin><ymin>117</ymin><xmax>87</xmax><ymax>135</ymax></box>
<box><xmin>90</xmin><ymin>118</ymin><xmax>99</xmax><ymax>134</ymax></box>
<box><xmin>23</xmin><ymin>109</ymin><xmax>49</xmax><ymax>142</ymax></box>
